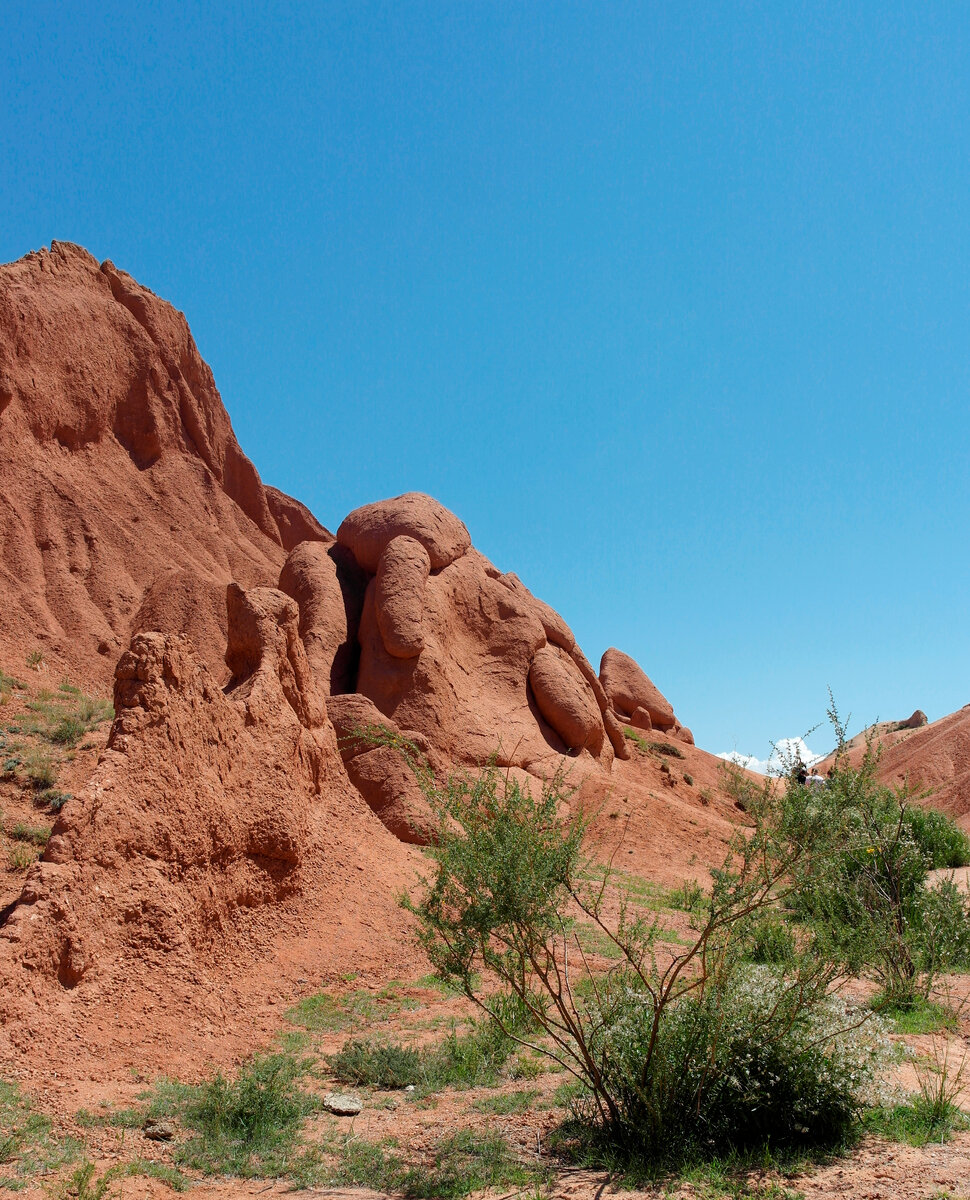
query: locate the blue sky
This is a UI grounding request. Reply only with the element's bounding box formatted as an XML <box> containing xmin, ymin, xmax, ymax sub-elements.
<box><xmin>3</xmin><ymin>2</ymin><xmax>968</xmax><ymax>763</ymax></box>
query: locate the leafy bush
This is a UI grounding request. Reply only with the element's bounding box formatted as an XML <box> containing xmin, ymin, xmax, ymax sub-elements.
<box><xmin>363</xmin><ymin>726</ymin><xmax>889</xmax><ymax>1167</ymax></box>
<box><xmin>586</xmin><ymin>967</ymin><xmax>889</xmax><ymax>1157</ymax></box>
<box><xmin>175</xmin><ymin>1054</ymin><xmax>318</xmax><ymax>1176</ymax></box>
<box><xmin>327</xmin><ymin>1017</ymin><xmax>516</xmax><ymax>1092</ymax></box>
<box><xmin>744</xmin><ymin>912</ymin><xmax>797</xmax><ymax>966</ymax></box>
<box><xmin>777</xmin><ymin>713</ymin><xmax>970</xmax><ymax>1008</ymax></box>
<box><xmin>327</xmin><ymin>1040</ymin><xmax>422</xmax><ymax>1089</ymax></box>
<box><xmin>901</xmin><ymin>804</ymin><xmax>970</xmax><ymax>868</ymax></box>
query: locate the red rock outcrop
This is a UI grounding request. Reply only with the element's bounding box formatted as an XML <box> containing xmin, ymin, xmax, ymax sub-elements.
<box><xmin>277</xmin><ymin>540</ymin><xmax>367</xmax><ymax>696</ymax></box>
<box><xmin>3</xmin><ymin>603</ymin><xmax>331</xmax><ymax>986</ymax></box>
<box><xmin>375</xmin><ymin>535</ymin><xmax>432</xmax><ymax>659</ymax></box>
<box><xmin>0</xmin><ymin>247</ymin><xmax>736</xmax><ymax>1088</ymax></box>
<box><xmin>0</xmin><ymin>241</ymin><xmax>329</xmax><ymax>684</ymax></box>
<box><xmin>337</xmin><ymin>492</ymin><xmax>471</xmax><ymax>573</ymax></box>
<box><xmin>529</xmin><ymin>645</ymin><xmax>604</xmax><ymax>755</ymax></box>
<box><xmin>600</xmin><ymin>646</ymin><xmax>678</xmax><ymax>732</ymax></box>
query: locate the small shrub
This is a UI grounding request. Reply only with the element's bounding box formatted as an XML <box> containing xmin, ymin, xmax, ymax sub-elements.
<box><xmin>22</xmin><ymin>746</ymin><xmax>57</xmax><ymax>789</ymax></box>
<box><xmin>327</xmin><ymin>1040</ymin><xmax>422</xmax><ymax>1089</ymax></box>
<box><xmin>10</xmin><ymin>821</ymin><xmax>51</xmax><ymax>846</ymax></box>
<box><xmin>49</xmin><ymin>715</ymin><xmax>87</xmax><ymax>746</ymax></box>
<box><xmin>36</xmin><ymin>788</ymin><xmax>71</xmax><ymax>813</ymax></box>
<box><xmin>664</xmin><ymin>878</ymin><xmax>706</xmax><ymax>914</ymax></box>
<box><xmin>7</xmin><ymin>845</ymin><xmax>36</xmax><ymax>870</ymax></box>
<box><xmin>327</xmin><ymin>1015</ymin><xmax>517</xmax><ymax>1095</ymax></box>
<box><xmin>744</xmin><ymin>913</ymin><xmax>797</xmax><ymax>966</ymax></box>
<box><xmin>176</xmin><ymin>1053</ymin><xmax>317</xmax><ymax>1177</ymax></box>
<box><xmin>683</xmin><ymin>773</ymin><xmax>693</xmax><ymax>786</ymax></box>
<box><xmin>25</xmin><ymin>650</ymin><xmax>44</xmax><ymax>670</ymax></box>
<box><xmin>425</xmin><ymin>1017</ymin><xmax>517</xmax><ymax>1089</ymax></box>
<box><xmin>902</xmin><ymin>804</ymin><xmax>970</xmax><ymax>868</ymax></box>
<box><xmin>649</xmin><ymin>740</ymin><xmax>686</xmax><ymax>759</ymax></box>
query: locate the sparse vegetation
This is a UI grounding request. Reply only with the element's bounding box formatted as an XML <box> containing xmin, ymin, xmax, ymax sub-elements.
<box><xmin>6</xmin><ymin>844</ymin><xmax>36</xmax><ymax>871</ymax></box>
<box><xmin>472</xmin><ymin>1088</ymin><xmax>539</xmax><ymax>1114</ymax></box>
<box><xmin>146</xmin><ymin>1053</ymin><xmax>318</xmax><ymax>1179</ymax></box>
<box><xmin>285</xmin><ymin>984</ymin><xmax>416</xmax><ymax>1034</ymax></box>
<box><xmin>0</xmin><ymin>1079</ymin><xmax>82</xmax><ymax>1188</ymax></box>
<box><xmin>621</xmin><ymin>728</ymin><xmax>687</xmax><ymax>760</ymax></box>
<box><xmin>9</xmin><ymin>822</ymin><xmax>51</xmax><ymax>847</ymax></box>
<box><xmin>777</xmin><ymin>708</ymin><xmax>970</xmax><ymax>1010</ymax></box>
<box><xmin>34</xmin><ymin>788</ymin><xmax>70</xmax><ymax>813</ymax></box>
<box><xmin>22</xmin><ymin>690</ymin><xmax>112</xmax><ymax>748</ymax></box>
<box><xmin>328</xmin><ymin>1015</ymin><xmax>518</xmax><ymax>1093</ymax></box>
<box><xmin>323</xmin><ymin>1128</ymin><xmax>544</xmax><ymax>1198</ymax></box>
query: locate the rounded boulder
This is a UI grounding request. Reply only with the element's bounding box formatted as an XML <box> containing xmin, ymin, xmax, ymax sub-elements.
<box><xmin>337</xmin><ymin>492</ymin><xmax>471</xmax><ymax>573</ymax></box>
<box><xmin>529</xmin><ymin>644</ymin><xmax>604</xmax><ymax>754</ymax></box>
<box><xmin>599</xmin><ymin>646</ymin><xmax>676</xmax><ymax>731</ymax></box>
<box><xmin>376</xmin><ymin>535</ymin><xmax>431</xmax><ymax>659</ymax></box>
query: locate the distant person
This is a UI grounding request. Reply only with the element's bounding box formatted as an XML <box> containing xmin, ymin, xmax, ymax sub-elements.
<box><xmin>807</xmin><ymin>770</ymin><xmax>826</xmax><ymax>788</ymax></box>
<box><xmin>796</xmin><ymin>764</ymin><xmax>808</xmax><ymax>786</ymax></box>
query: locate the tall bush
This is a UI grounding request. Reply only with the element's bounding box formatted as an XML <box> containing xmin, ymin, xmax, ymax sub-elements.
<box><xmin>777</xmin><ymin>709</ymin><xmax>970</xmax><ymax>1009</ymax></box>
<box><xmin>362</xmin><ymin>726</ymin><xmax>890</xmax><ymax>1162</ymax></box>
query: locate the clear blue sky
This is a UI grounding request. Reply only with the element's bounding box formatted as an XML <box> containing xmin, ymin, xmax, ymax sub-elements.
<box><xmin>3</xmin><ymin>2</ymin><xmax>968</xmax><ymax>762</ymax></box>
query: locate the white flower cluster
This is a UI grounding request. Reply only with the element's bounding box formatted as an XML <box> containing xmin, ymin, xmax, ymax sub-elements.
<box><xmin>593</xmin><ymin>964</ymin><xmax>896</xmax><ymax>1124</ymax></box>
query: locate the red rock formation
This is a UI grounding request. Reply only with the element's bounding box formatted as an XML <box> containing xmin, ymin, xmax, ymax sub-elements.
<box><xmin>3</xmin><ymin>602</ymin><xmax>332</xmax><ymax>987</ymax></box>
<box><xmin>0</xmin><ymin>247</ymin><xmax>736</xmax><ymax>1088</ymax></box>
<box><xmin>0</xmin><ymin>241</ymin><xmax>328</xmax><ymax>683</ymax></box>
<box><xmin>600</xmin><ymin>646</ymin><xmax>678</xmax><ymax>732</ymax></box>
<box><xmin>337</xmin><ymin>492</ymin><xmax>470</xmax><ymax>573</ymax></box>
<box><xmin>375</xmin><ymin>535</ymin><xmax>432</xmax><ymax>659</ymax></box>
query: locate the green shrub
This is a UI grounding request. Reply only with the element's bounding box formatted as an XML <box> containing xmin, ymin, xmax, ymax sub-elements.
<box><xmin>36</xmin><ymin>788</ymin><xmax>71</xmax><ymax>813</ymax></box>
<box><xmin>363</xmin><ymin>726</ymin><xmax>890</xmax><ymax>1169</ymax></box>
<box><xmin>585</xmin><ymin>966</ymin><xmax>888</xmax><ymax>1157</ymax></box>
<box><xmin>167</xmin><ymin>1054</ymin><xmax>318</xmax><ymax>1177</ymax></box>
<box><xmin>22</xmin><ymin>746</ymin><xmax>57</xmax><ymax>789</ymax></box>
<box><xmin>327</xmin><ymin>1017</ymin><xmax>516</xmax><ymax>1093</ymax></box>
<box><xmin>649</xmin><ymin>740</ymin><xmax>686</xmax><ymax>759</ymax></box>
<box><xmin>902</xmin><ymin>804</ymin><xmax>970</xmax><ymax>868</ymax></box>
<box><xmin>7</xmin><ymin>844</ymin><xmax>36</xmax><ymax>870</ymax></box>
<box><xmin>327</xmin><ymin>1040</ymin><xmax>422</xmax><ymax>1089</ymax></box>
<box><xmin>10</xmin><ymin>821</ymin><xmax>51</xmax><ymax>846</ymax></box>
<box><xmin>49</xmin><ymin>715</ymin><xmax>87</xmax><ymax>746</ymax></box>
<box><xmin>777</xmin><ymin>715</ymin><xmax>970</xmax><ymax>1008</ymax></box>
<box><xmin>744</xmin><ymin>912</ymin><xmax>797</xmax><ymax>966</ymax></box>
<box><xmin>664</xmin><ymin>878</ymin><xmax>706</xmax><ymax>914</ymax></box>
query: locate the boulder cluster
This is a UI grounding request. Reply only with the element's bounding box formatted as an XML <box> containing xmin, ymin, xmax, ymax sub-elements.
<box><xmin>268</xmin><ymin>491</ymin><xmax>689</xmax><ymax>842</ymax></box>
